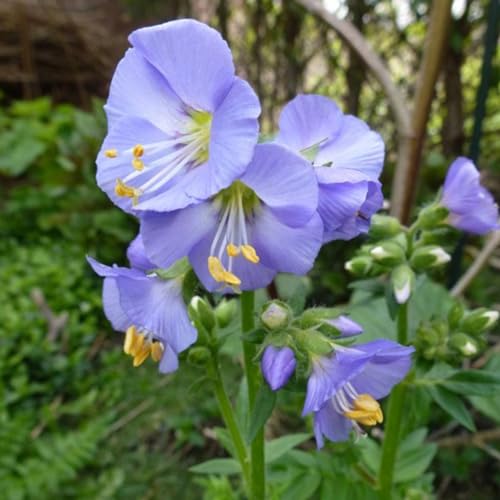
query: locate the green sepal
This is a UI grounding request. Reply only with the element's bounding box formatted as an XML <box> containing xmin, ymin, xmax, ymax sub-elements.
<box><xmin>153</xmin><ymin>256</ymin><xmax>191</xmax><ymax>280</ymax></box>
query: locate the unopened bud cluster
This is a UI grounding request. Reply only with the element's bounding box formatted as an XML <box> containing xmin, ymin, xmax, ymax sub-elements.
<box><xmin>415</xmin><ymin>302</ymin><xmax>498</xmax><ymax>362</ymax></box>
<box><xmin>345</xmin><ymin>212</ymin><xmax>453</xmax><ymax>305</ymax></box>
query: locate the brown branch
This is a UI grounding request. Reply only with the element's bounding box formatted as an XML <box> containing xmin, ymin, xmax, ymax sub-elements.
<box><xmin>294</xmin><ymin>0</ymin><xmax>411</xmax><ymax>136</ymax></box>
<box><xmin>451</xmin><ymin>228</ymin><xmax>500</xmax><ymax>297</ymax></box>
<box><xmin>436</xmin><ymin>428</ymin><xmax>500</xmax><ymax>448</ymax></box>
<box><xmin>390</xmin><ymin>0</ymin><xmax>453</xmax><ymax>222</ymax></box>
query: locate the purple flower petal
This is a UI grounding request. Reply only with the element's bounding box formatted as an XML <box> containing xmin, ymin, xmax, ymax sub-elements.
<box><xmin>322</xmin><ymin>181</ymin><xmax>383</xmax><ymax>242</ymax></box>
<box><xmin>275</xmin><ymin>94</ymin><xmax>343</xmax><ymax>152</ymax></box>
<box><xmin>315</xmin><ymin>115</ymin><xmax>384</xmax><ymax>180</ymax></box>
<box><xmin>96</xmin><ymin>116</ymin><xmax>174</xmax><ymax>214</ymax></box>
<box><xmin>159</xmin><ymin>343</ymin><xmax>179</xmax><ymax>374</ymax></box>
<box><xmin>442</xmin><ymin>157</ymin><xmax>499</xmax><ymax>235</ymax></box>
<box><xmin>326</xmin><ymin>315</ymin><xmax>363</xmax><ymax>337</ymax></box>
<box><xmin>104</xmin><ymin>48</ymin><xmax>184</xmax><ymax>131</ymax></box>
<box><xmin>127</xmin><ymin>234</ymin><xmax>155</xmax><ymax>272</ymax></box>
<box><xmin>261</xmin><ymin>346</ymin><xmax>296</xmax><ymax>391</ymax></box>
<box><xmin>251</xmin><ymin>208</ymin><xmax>323</xmax><ymax>276</ymax></box>
<box><xmin>129</xmin><ymin>19</ymin><xmax>235</xmax><ymax>112</ymax></box>
<box><xmin>241</xmin><ymin>143</ymin><xmax>318</xmax><ymax>227</ymax></box>
<box><xmin>140</xmin><ymin>202</ymin><xmax>218</xmax><ymax>268</ymax></box>
<box><xmin>313</xmin><ymin>400</ymin><xmax>353</xmax><ymax>448</ymax></box>
<box><xmin>342</xmin><ymin>340</ymin><xmax>415</xmax><ymax>399</ymax></box>
<box><xmin>116</xmin><ymin>275</ymin><xmax>197</xmax><ymax>353</ymax></box>
<box><xmin>102</xmin><ymin>278</ymin><xmax>130</xmax><ymax>331</ymax></box>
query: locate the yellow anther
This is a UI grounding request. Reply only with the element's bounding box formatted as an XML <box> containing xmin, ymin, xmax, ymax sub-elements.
<box><xmin>222</xmin><ymin>270</ymin><xmax>241</xmax><ymax>287</ymax></box>
<box><xmin>124</xmin><ymin>325</ymin><xmax>138</xmax><ymax>355</ymax></box>
<box><xmin>208</xmin><ymin>256</ymin><xmax>227</xmax><ymax>282</ymax></box>
<box><xmin>208</xmin><ymin>256</ymin><xmax>241</xmax><ymax>287</ymax></box>
<box><xmin>115</xmin><ymin>179</ymin><xmax>141</xmax><ymax>205</ymax></box>
<box><xmin>133</xmin><ymin>341</ymin><xmax>151</xmax><ymax>367</ymax></box>
<box><xmin>151</xmin><ymin>341</ymin><xmax>164</xmax><ymax>362</ymax></box>
<box><xmin>241</xmin><ymin>245</ymin><xmax>259</xmax><ymax>264</ymax></box>
<box><xmin>132</xmin><ymin>144</ymin><xmax>144</xmax><ymax>157</ymax></box>
<box><xmin>105</xmin><ymin>149</ymin><xmax>118</xmax><ymax>158</ymax></box>
<box><xmin>226</xmin><ymin>243</ymin><xmax>240</xmax><ymax>257</ymax></box>
<box><xmin>344</xmin><ymin>394</ymin><xmax>383</xmax><ymax>426</ymax></box>
<box><xmin>129</xmin><ymin>331</ymin><xmax>144</xmax><ymax>357</ymax></box>
<box><xmin>132</xmin><ymin>158</ymin><xmax>144</xmax><ymax>171</ymax></box>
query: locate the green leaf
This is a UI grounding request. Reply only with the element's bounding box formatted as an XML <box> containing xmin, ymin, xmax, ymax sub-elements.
<box><xmin>265</xmin><ymin>433</ymin><xmax>311</xmax><ymax>464</ymax></box>
<box><xmin>394</xmin><ymin>428</ymin><xmax>437</xmax><ymax>483</ymax></box>
<box><xmin>189</xmin><ymin>458</ymin><xmax>241</xmax><ymax>475</ymax></box>
<box><xmin>427</xmin><ymin>386</ymin><xmax>475</xmax><ymax>431</ymax></box>
<box><xmin>442</xmin><ymin>371</ymin><xmax>500</xmax><ymax>396</ymax></box>
<box><xmin>246</xmin><ymin>384</ymin><xmax>277</xmax><ymax>443</ymax></box>
<box><xmin>281</xmin><ymin>469</ymin><xmax>322</xmax><ymax>500</ymax></box>
<box><xmin>213</xmin><ymin>427</ymin><xmax>235</xmax><ymax>457</ymax></box>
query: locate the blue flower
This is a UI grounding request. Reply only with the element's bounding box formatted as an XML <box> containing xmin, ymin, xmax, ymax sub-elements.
<box><xmin>87</xmin><ymin>235</ymin><xmax>197</xmax><ymax>373</ymax></box>
<box><xmin>140</xmin><ymin>143</ymin><xmax>323</xmax><ymax>292</ymax></box>
<box><xmin>261</xmin><ymin>346</ymin><xmax>297</xmax><ymax>391</ymax></box>
<box><xmin>275</xmin><ymin>94</ymin><xmax>384</xmax><ymax>242</ymax></box>
<box><xmin>441</xmin><ymin>157</ymin><xmax>499</xmax><ymax>235</ymax></box>
<box><xmin>302</xmin><ymin>339</ymin><xmax>414</xmax><ymax>447</ymax></box>
<box><xmin>97</xmin><ymin>19</ymin><xmax>260</xmax><ymax>214</ymax></box>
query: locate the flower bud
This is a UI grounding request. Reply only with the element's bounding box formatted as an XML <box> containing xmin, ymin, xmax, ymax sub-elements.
<box><xmin>447</xmin><ymin>302</ymin><xmax>465</xmax><ymax>330</ymax></box>
<box><xmin>368</xmin><ymin>214</ymin><xmax>403</xmax><ymax>240</ymax></box>
<box><xmin>345</xmin><ymin>256</ymin><xmax>373</xmax><ymax>276</ymax></box>
<box><xmin>449</xmin><ymin>333</ymin><xmax>479</xmax><ymax>357</ymax></box>
<box><xmin>391</xmin><ymin>265</ymin><xmax>415</xmax><ymax>304</ymax></box>
<box><xmin>462</xmin><ymin>309</ymin><xmax>499</xmax><ymax>335</ymax></box>
<box><xmin>261</xmin><ymin>345</ymin><xmax>296</xmax><ymax>391</ymax></box>
<box><xmin>187</xmin><ymin>346</ymin><xmax>211</xmax><ymax>366</ymax></box>
<box><xmin>416</xmin><ymin>204</ymin><xmax>449</xmax><ymax>229</ymax></box>
<box><xmin>189</xmin><ymin>296</ymin><xmax>215</xmax><ymax>333</ymax></box>
<box><xmin>370</xmin><ymin>241</ymin><xmax>405</xmax><ymax>267</ymax></box>
<box><xmin>294</xmin><ymin>330</ymin><xmax>333</xmax><ymax>356</ymax></box>
<box><xmin>215</xmin><ymin>299</ymin><xmax>237</xmax><ymax>328</ymax></box>
<box><xmin>260</xmin><ymin>301</ymin><xmax>292</xmax><ymax>330</ymax></box>
<box><xmin>410</xmin><ymin>245</ymin><xmax>451</xmax><ymax>271</ymax></box>
<box><xmin>324</xmin><ymin>315</ymin><xmax>363</xmax><ymax>337</ymax></box>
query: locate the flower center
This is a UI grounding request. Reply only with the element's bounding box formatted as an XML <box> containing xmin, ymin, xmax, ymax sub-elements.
<box><xmin>207</xmin><ymin>181</ymin><xmax>261</xmax><ymax>291</ymax></box>
<box><xmin>331</xmin><ymin>382</ymin><xmax>383</xmax><ymax>427</ymax></box>
<box><xmin>105</xmin><ymin>109</ymin><xmax>213</xmax><ymax>206</ymax></box>
<box><xmin>123</xmin><ymin>325</ymin><xmax>164</xmax><ymax>367</ymax></box>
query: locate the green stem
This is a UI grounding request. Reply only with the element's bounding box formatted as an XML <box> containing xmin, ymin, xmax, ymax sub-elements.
<box><xmin>241</xmin><ymin>291</ymin><xmax>265</xmax><ymax>500</ymax></box>
<box><xmin>209</xmin><ymin>355</ymin><xmax>250</xmax><ymax>491</ymax></box>
<box><xmin>378</xmin><ymin>301</ymin><xmax>409</xmax><ymax>499</ymax></box>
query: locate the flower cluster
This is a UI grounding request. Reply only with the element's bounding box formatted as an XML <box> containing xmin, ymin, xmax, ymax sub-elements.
<box><xmin>258</xmin><ymin>302</ymin><xmax>414</xmax><ymax>447</ymax></box>
<box><xmin>89</xmin><ymin>19</ymin><xmax>497</xmax><ymax>448</ymax></box>
<box><xmin>90</xmin><ymin>19</ymin><xmax>385</xmax><ymax>374</ymax></box>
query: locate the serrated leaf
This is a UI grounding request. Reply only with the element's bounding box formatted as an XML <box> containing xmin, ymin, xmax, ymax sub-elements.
<box><xmin>428</xmin><ymin>386</ymin><xmax>475</xmax><ymax>431</ymax></box>
<box><xmin>189</xmin><ymin>458</ymin><xmax>241</xmax><ymax>475</ymax></box>
<box><xmin>246</xmin><ymin>384</ymin><xmax>276</xmax><ymax>443</ymax></box>
<box><xmin>265</xmin><ymin>433</ymin><xmax>311</xmax><ymax>464</ymax></box>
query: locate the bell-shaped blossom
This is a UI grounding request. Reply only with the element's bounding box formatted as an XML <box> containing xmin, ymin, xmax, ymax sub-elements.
<box><xmin>441</xmin><ymin>157</ymin><xmax>499</xmax><ymax>235</ymax></box>
<box><xmin>274</xmin><ymin>94</ymin><xmax>384</xmax><ymax>242</ymax></box>
<box><xmin>87</xmin><ymin>235</ymin><xmax>197</xmax><ymax>373</ymax></box>
<box><xmin>302</xmin><ymin>339</ymin><xmax>414</xmax><ymax>447</ymax></box>
<box><xmin>261</xmin><ymin>346</ymin><xmax>297</xmax><ymax>391</ymax></box>
<box><xmin>141</xmin><ymin>143</ymin><xmax>323</xmax><ymax>292</ymax></box>
<box><xmin>97</xmin><ymin>19</ymin><xmax>260</xmax><ymax>214</ymax></box>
